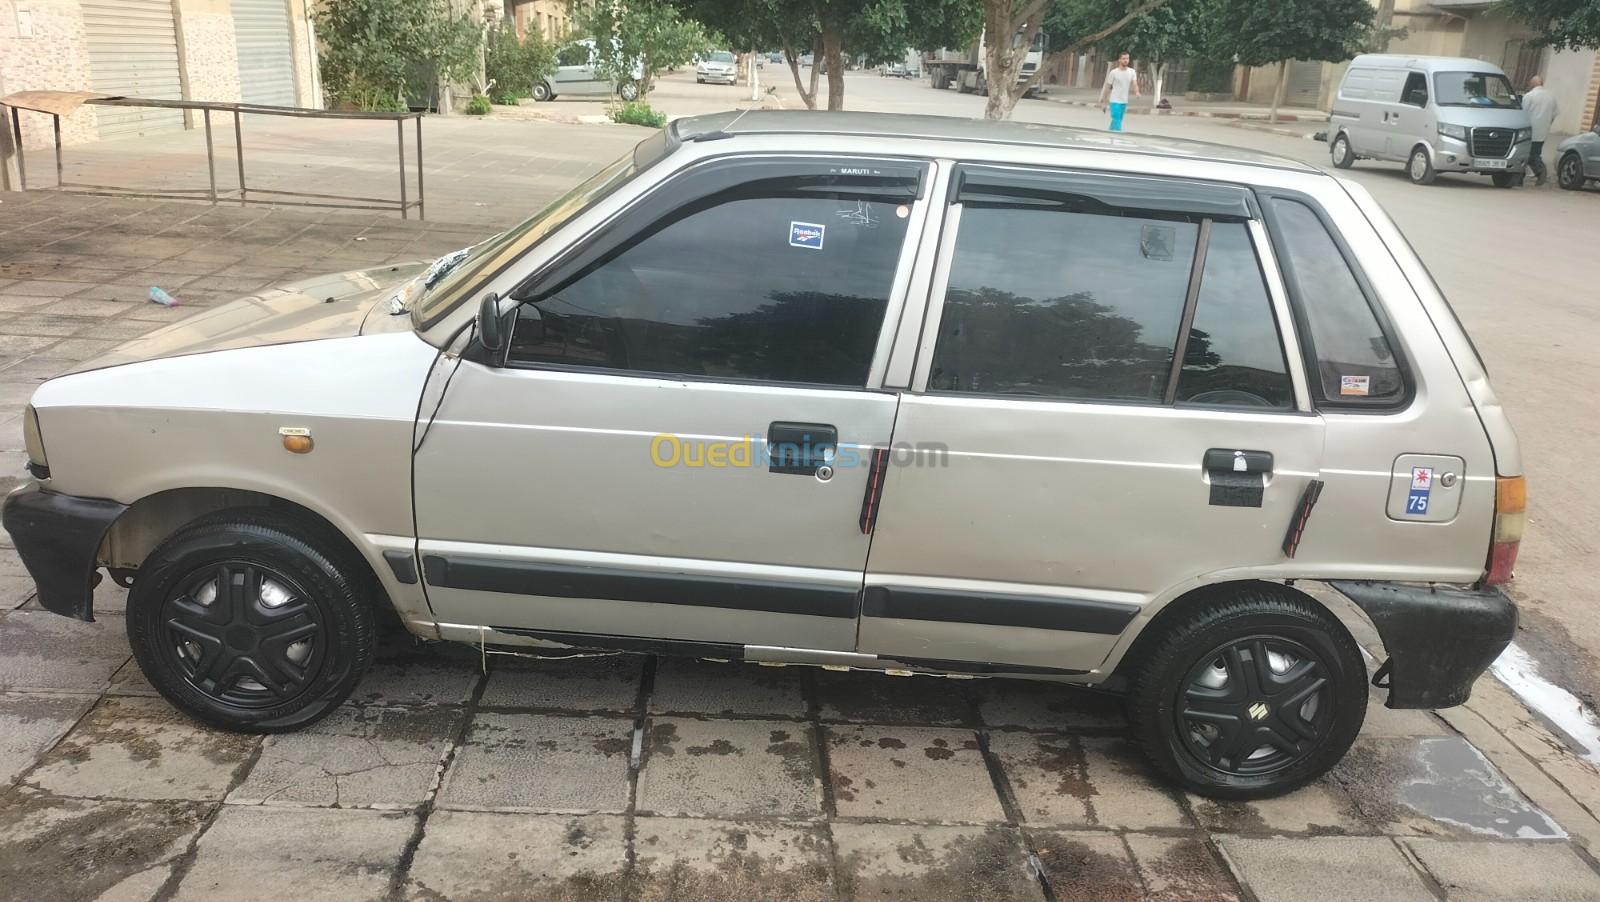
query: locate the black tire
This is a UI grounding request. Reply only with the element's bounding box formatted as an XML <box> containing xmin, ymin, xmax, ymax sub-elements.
<box><xmin>1559</xmin><ymin>152</ymin><xmax>1586</xmax><ymax>191</ymax></box>
<box><xmin>619</xmin><ymin>82</ymin><xmax>640</xmax><ymax>101</ymax></box>
<box><xmin>532</xmin><ymin>81</ymin><xmax>553</xmax><ymax>102</ymax></box>
<box><xmin>126</xmin><ymin>509</ymin><xmax>378</xmax><ymax>733</ymax></box>
<box><xmin>1331</xmin><ymin>133</ymin><xmax>1355</xmax><ymax>169</ymax></box>
<box><xmin>1127</xmin><ymin>584</ymin><xmax>1367</xmax><ymax>800</ymax></box>
<box><xmin>1408</xmin><ymin>146</ymin><xmax>1437</xmax><ymax>185</ymax></box>
<box><xmin>1491</xmin><ymin>172</ymin><xmax>1516</xmax><ymax>188</ymax></box>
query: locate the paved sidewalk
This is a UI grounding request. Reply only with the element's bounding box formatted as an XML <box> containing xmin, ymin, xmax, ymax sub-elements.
<box><xmin>1034</xmin><ymin>86</ymin><xmax>1329</xmax><ymax>123</ymax></box>
<box><xmin>4</xmin><ymin>193</ymin><xmax>1600</xmax><ymax>901</ymax></box>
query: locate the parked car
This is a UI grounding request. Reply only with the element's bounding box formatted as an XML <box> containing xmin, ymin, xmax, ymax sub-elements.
<box><xmin>696</xmin><ymin>51</ymin><xmax>738</xmax><ymax>85</ymax></box>
<box><xmin>1556</xmin><ymin>123</ymin><xmax>1600</xmax><ymax>190</ymax></box>
<box><xmin>1328</xmin><ymin>54</ymin><xmax>1533</xmax><ymax>187</ymax></box>
<box><xmin>768</xmin><ymin>52</ymin><xmax>783</xmax><ymax>65</ymax></box>
<box><xmin>534</xmin><ymin>38</ymin><xmax>641</xmax><ymax>102</ymax></box>
<box><xmin>4</xmin><ymin>111</ymin><xmax>1522</xmax><ymax>800</ymax></box>
<box><xmin>799</xmin><ymin>53</ymin><xmax>815</xmax><ymax>68</ymax></box>
<box><xmin>880</xmin><ymin>63</ymin><xmax>910</xmax><ymax>78</ymax></box>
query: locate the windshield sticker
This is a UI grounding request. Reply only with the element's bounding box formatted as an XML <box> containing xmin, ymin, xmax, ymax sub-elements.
<box><xmin>1140</xmin><ymin>224</ymin><xmax>1175</xmax><ymax>261</ymax></box>
<box><xmin>789</xmin><ymin>221</ymin><xmax>825</xmax><ymax>249</ymax></box>
<box><xmin>1340</xmin><ymin>375</ymin><xmax>1371</xmax><ymax>396</ymax></box>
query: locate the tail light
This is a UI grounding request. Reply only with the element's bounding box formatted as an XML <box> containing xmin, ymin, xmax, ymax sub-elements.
<box><xmin>1486</xmin><ymin>475</ymin><xmax>1525</xmax><ymax>585</ymax></box>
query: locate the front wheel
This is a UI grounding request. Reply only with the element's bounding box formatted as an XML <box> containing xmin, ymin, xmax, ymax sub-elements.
<box><xmin>1409</xmin><ymin>146</ymin><xmax>1437</xmax><ymax>185</ymax></box>
<box><xmin>618</xmin><ymin>82</ymin><xmax>640</xmax><ymax>101</ymax></box>
<box><xmin>1559</xmin><ymin>152</ymin><xmax>1586</xmax><ymax>190</ymax></box>
<box><xmin>1127</xmin><ymin>584</ymin><xmax>1367</xmax><ymax>799</ymax></box>
<box><xmin>532</xmin><ymin>81</ymin><xmax>553</xmax><ymax>102</ymax></box>
<box><xmin>1331</xmin><ymin>133</ymin><xmax>1355</xmax><ymax>169</ymax></box>
<box><xmin>1491</xmin><ymin>171</ymin><xmax>1517</xmax><ymax>188</ymax></box>
<box><xmin>126</xmin><ymin>510</ymin><xmax>378</xmax><ymax>732</ymax></box>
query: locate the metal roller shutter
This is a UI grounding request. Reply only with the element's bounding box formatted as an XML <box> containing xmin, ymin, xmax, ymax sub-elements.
<box><xmin>82</xmin><ymin>0</ymin><xmax>186</xmax><ymax>140</ymax></box>
<box><xmin>1287</xmin><ymin>60</ymin><xmax>1324</xmax><ymax>107</ymax></box>
<box><xmin>233</xmin><ymin>0</ymin><xmax>298</xmax><ymax>107</ymax></box>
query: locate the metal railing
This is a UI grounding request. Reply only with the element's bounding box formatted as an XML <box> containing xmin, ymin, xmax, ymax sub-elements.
<box><xmin>2</xmin><ymin>95</ymin><xmax>425</xmax><ymax>219</ymax></box>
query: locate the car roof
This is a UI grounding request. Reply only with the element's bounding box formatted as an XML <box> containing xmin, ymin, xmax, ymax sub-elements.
<box><xmin>670</xmin><ymin>110</ymin><xmax>1320</xmax><ymax>173</ymax></box>
<box><xmin>1349</xmin><ymin>53</ymin><xmax>1509</xmax><ymax>75</ymax></box>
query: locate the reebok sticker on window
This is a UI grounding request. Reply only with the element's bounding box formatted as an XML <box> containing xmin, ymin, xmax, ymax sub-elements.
<box><xmin>1340</xmin><ymin>375</ymin><xmax>1371</xmax><ymax>396</ymax></box>
<box><xmin>789</xmin><ymin>221</ymin><xmax>825</xmax><ymax>250</ymax></box>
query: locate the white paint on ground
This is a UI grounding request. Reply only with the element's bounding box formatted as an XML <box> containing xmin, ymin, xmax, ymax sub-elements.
<box><xmin>1492</xmin><ymin>642</ymin><xmax>1600</xmax><ymax>765</ymax></box>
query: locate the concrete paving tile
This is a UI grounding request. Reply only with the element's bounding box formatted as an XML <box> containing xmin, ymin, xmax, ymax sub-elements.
<box><xmin>0</xmin><ymin>575</ymin><xmax>36</xmax><ymax>609</ymax></box>
<box><xmin>1218</xmin><ymin>836</ymin><xmax>1434</xmax><ymax>901</ymax></box>
<box><xmin>0</xmin><ymin>609</ymin><xmax>130</xmax><ymax>692</ymax></box>
<box><xmin>974</xmin><ymin>679</ymin><xmax>1127</xmax><ymax>731</ymax></box>
<box><xmin>1122</xmin><ymin>833</ymin><xmax>1242</xmax><ymax>901</ymax></box>
<box><xmin>173</xmin><ymin>807</ymin><xmax>415</xmax><ymax>902</ymax></box>
<box><xmin>992</xmin><ymin>731</ymin><xmax>1190</xmax><ymax>829</ymax></box>
<box><xmin>0</xmin><ymin>692</ymin><xmax>95</xmax><ymax>786</ymax></box>
<box><xmin>45</xmin><ymin>337</ymin><xmax>122</xmax><ymax>359</ymax></box>
<box><xmin>0</xmin><ymin>789</ymin><xmax>210</xmax><ymax>902</ymax></box>
<box><xmin>404</xmin><ymin>810</ymin><xmax>629</xmax><ymax>901</ymax></box>
<box><xmin>638</xmin><ymin>716</ymin><xmax>821</xmax><ymax>818</ymax></box>
<box><xmin>2</xmin><ymin>315</ymin><xmax>93</xmax><ymax>337</ymax></box>
<box><xmin>349</xmin><ymin>633</ymin><xmax>480</xmax><ymax>707</ymax></box>
<box><xmin>106</xmin><ymin>657</ymin><xmax>160</xmax><ymax>697</ymax></box>
<box><xmin>825</xmin><ymin>724</ymin><xmax>1005</xmax><ymax>823</ymax></box>
<box><xmin>632</xmin><ymin>816</ymin><xmax>834</xmax><ymax>902</ymax></box>
<box><xmin>438</xmin><ymin>712</ymin><xmax>633</xmax><ymax>813</ymax></box>
<box><xmin>1027</xmin><ymin>828</ymin><xmax>1143</xmax><ymax>902</ymax></box>
<box><xmin>27</xmin><ymin>696</ymin><xmax>258</xmax><ymax>801</ymax></box>
<box><xmin>38</xmin><ymin>297</ymin><xmax>141</xmax><ymax>318</ymax></box>
<box><xmin>228</xmin><ymin>705</ymin><xmax>460</xmax><ymax>809</ymax></box>
<box><xmin>5</xmin><ymin>280</ymin><xmax>100</xmax><ymax>297</ymax></box>
<box><xmin>832</xmin><ymin>822</ymin><xmax>1044</xmax><ymax>901</ymax></box>
<box><xmin>1402</xmin><ymin>838</ymin><xmax>1600</xmax><ymax>901</ymax></box>
<box><xmin>649</xmin><ymin>657</ymin><xmax>808</xmax><ymax>718</ymax></box>
<box><xmin>479</xmin><ymin>652</ymin><xmax>643</xmax><ymax>712</ymax></box>
<box><xmin>1331</xmin><ymin>737</ymin><xmax>1565</xmax><ymax>839</ymax></box>
<box><xmin>1188</xmin><ymin>781</ymin><xmax>1375</xmax><ymax>835</ymax></box>
<box><xmin>0</xmin><ymin>295</ymin><xmax>60</xmax><ymax>312</ymax></box>
<box><xmin>1360</xmin><ymin>695</ymin><xmax>1447</xmax><ymax>739</ymax></box>
<box><xmin>816</xmin><ymin>670</ymin><xmax>973</xmax><ymax>725</ymax></box>
<box><xmin>0</xmin><ymin>334</ymin><xmax>63</xmax><ymax>356</ymax></box>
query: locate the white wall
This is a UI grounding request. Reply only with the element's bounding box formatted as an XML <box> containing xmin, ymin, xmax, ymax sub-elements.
<box><xmin>1541</xmin><ymin>46</ymin><xmax>1597</xmax><ymax>136</ymax></box>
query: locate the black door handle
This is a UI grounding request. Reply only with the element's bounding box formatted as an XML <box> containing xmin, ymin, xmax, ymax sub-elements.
<box><xmin>1204</xmin><ymin>448</ymin><xmax>1273</xmax><ymax>509</ymax></box>
<box><xmin>768</xmin><ymin>422</ymin><xmax>837</xmax><ymax>475</ymax></box>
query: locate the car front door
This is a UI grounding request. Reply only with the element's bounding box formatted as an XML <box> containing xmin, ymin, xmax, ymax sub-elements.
<box><xmin>857</xmin><ymin>165</ymin><xmax>1325</xmax><ymax>673</ymax></box>
<box><xmin>553</xmin><ymin>43</ymin><xmax>605</xmax><ymax>95</ymax></box>
<box><xmin>413</xmin><ymin>156</ymin><xmax>933</xmax><ymax>651</ymax></box>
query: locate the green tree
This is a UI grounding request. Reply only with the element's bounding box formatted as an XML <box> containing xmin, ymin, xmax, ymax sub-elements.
<box><xmin>1501</xmin><ymin>0</ymin><xmax>1600</xmax><ymax>50</ymax></box>
<box><xmin>581</xmin><ymin>0</ymin><xmax>715</xmax><ymax>99</ymax></box>
<box><xmin>1050</xmin><ymin>0</ymin><xmax>1207</xmax><ymax>108</ymax></box>
<box><xmin>1207</xmin><ymin>0</ymin><xmax>1388</xmax><ymax>122</ymax></box>
<box><xmin>315</xmin><ymin>0</ymin><xmax>483</xmax><ymax>111</ymax></box>
<box><xmin>980</xmin><ymin>0</ymin><xmax>1174</xmax><ymax>120</ymax></box>
<box><xmin>484</xmin><ymin>22</ymin><xmax>559</xmax><ymax>104</ymax></box>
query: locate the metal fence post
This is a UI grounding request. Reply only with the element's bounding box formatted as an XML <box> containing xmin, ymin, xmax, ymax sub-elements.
<box><xmin>415</xmin><ymin>115</ymin><xmax>425</xmax><ymax>221</ymax></box>
<box><xmin>52</xmin><ymin>114</ymin><xmax>63</xmax><ymax>188</ymax></box>
<box><xmin>233</xmin><ymin>110</ymin><xmax>246</xmax><ymax>206</ymax></box>
<box><xmin>203</xmin><ymin>109</ymin><xmax>217</xmax><ymax>203</ymax></box>
<box><xmin>397</xmin><ymin>118</ymin><xmax>408</xmax><ymax>220</ymax></box>
<box><xmin>9</xmin><ymin>107</ymin><xmax>26</xmax><ymax>191</ymax></box>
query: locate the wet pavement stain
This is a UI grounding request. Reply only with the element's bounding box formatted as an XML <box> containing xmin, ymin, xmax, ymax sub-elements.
<box><xmin>832</xmin><ymin>773</ymin><xmax>857</xmax><ymax>803</ymax></box>
<box><xmin>878</xmin><ymin>737</ymin><xmax>907</xmax><ymax>750</ymax></box>
<box><xmin>687</xmin><ymin>739</ymin><xmax>740</xmax><ymax>757</ymax></box>
<box><xmin>592</xmin><ymin>737</ymin><xmax>630</xmax><ymax>756</ymax></box>
<box><xmin>633</xmin><ymin>826</ymin><xmax>832</xmax><ymax>902</ymax></box>
<box><xmin>0</xmin><ymin>791</ymin><xmax>210</xmax><ymax>902</ymax></box>
<box><xmin>1138</xmin><ymin>835</ymin><xmax>1239</xmax><ymax>899</ymax></box>
<box><xmin>1030</xmin><ymin>831</ymin><xmax>1141</xmax><ymax>902</ymax></box>
<box><xmin>836</xmin><ymin>825</ymin><xmax>1042</xmax><ymax>901</ymax></box>
<box><xmin>650</xmin><ymin>722</ymin><xmax>680</xmax><ymax>758</ymax></box>
<box><xmin>765</xmin><ymin>735</ymin><xmax>817</xmax><ymax>785</ymax></box>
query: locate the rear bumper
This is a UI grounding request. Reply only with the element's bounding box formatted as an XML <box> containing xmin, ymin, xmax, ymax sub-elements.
<box><xmin>1330</xmin><ymin>580</ymin><xmax>1515</xmax><ymax>709</ymax></box>
<box><xmin>1</xmin><ymin>482</ymin><xmax>126</xmax><ymax>621</ymax></box>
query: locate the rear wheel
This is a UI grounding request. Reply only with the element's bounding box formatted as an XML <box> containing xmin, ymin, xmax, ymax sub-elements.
<box><xmin>1127</xmin><ymin>584</ymin><xmax>1367</xmax><ymax>799</ymax></box>
<box><xmin>1408</xmin><ymin>146</ymin><xmax>1437</xmax><ymax>185</ymax></box>
<box><xmin>618</xmin><ymin>81</ymin><xmax>640</xmax><ymax>101</ymax></box>
<box><xmin>126</xmin><ymin>510</ymin><xmax>377</xmax><ymax>732</ymax></box>
<box><xmin>1491</xmin><ymin>172</ymin><xmax>1516</xmax><ymax>188</ymax></box>
<box><xmin>1559</xmin><ymin>152</ymin><xmax>1586</xmax><ymax>191</ymax></box>
<box><xmin>532</xmin><ymin>81</ymin><xmax>553</xmax><ymax>102</ymax></box>
<box><xmin>1331</xmin><ymin>133</ymin><xmax>1355</xmax><ymax>169</ymax></box>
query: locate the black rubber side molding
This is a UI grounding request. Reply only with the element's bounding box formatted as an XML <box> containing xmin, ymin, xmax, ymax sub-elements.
<box><xmin>383</xmin><ymin>550</ymin><xmax>418</xmax><ymax>584</ymax></box>
<box><xmin>1330</xmin><ymin>579</ymin><xmax>1516</xmax><ymax>709</ymax></box>
<box><xmin>422</xmin><ymin>554</ymin><xmax>858</xmax><ymax>619</ymax></box>
<box><xmin>860</xmin><ymin>585</ymin><xmax>1139</xmax><ymax>635</ymax></box>
<box><xmin>1</xmin><ymin>485</ymin><xmax>127</xmax><ymax>622</ymax></box>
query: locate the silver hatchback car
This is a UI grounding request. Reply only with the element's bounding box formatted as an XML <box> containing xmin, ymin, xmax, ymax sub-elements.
<box><xmin>3</xmin><ymin>112</ymin><xmax>1524</xmax><ymax>799</ymax></box>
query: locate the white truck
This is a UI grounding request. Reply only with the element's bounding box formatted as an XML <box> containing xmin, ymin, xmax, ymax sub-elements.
<box><xmin>925</xmin><ymin>28</ymin><xmax>1046</xmax><ymax>96</ymax></box>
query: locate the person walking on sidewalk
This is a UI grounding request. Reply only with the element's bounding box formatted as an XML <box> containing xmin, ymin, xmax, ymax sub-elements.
<box><xmin>1522</xmin><ymin>76</ymin><xmax>1559</xmax><ymax>186</ymax></box>
<box><xmin>1100</xmin><ymin>52</ymin><xmax>1140</xmax><ymax>132</ymax></box>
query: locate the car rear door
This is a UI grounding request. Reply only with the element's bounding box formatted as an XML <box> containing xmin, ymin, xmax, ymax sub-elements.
<box><xmin>413</xmin><ymin>155</ymin><xmax>935</xmax><ymax>651</ymax></box>
<box><xmin>856</xmin><ymin>165</ymin><xmax>1325</xmax><ymax>672</ymax></box>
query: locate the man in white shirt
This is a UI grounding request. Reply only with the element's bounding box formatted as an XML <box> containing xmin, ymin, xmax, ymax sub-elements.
<box><xmin>1099</xmin><ymin>52</ymin><xmax>1140</xmax><ymax>132</ymax></box>
<box><xmin>1522</xmin><ymin>75</ymin><xmax>1559</xmax><ymax>186</ymax></box>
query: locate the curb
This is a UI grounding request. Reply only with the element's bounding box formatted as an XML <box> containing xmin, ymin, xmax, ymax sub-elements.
<box><xmin>1041</xmin><ymin>96</ymin><xmax>1327</xmax><ymax>123</ymax></box>
<box><xmin>1224</xmin><ymin>120</ymin><xmax>1324</xmax><ymax>140</ymax></box>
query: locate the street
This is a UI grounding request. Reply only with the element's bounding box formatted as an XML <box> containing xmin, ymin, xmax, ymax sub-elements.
<box><xmin>2</xmin><ymin>66</ymin><xmax>1600</xmax><ymax>901</ymax></box>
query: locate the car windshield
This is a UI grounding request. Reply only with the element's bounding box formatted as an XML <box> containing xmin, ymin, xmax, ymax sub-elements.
<box><xmin>1434</xmin><ymin>71</ymin><xmax>1519</xmax><ymax>108</ymax></box>
<box><xmin>710</xmin><ymin>51</ymin><xmax>735</xmax><ymax>63</ymax></box>
<box><xmin>414</xmin><ymin>141</ymin><xmax>656</xmax><ymax>329</ymax></box>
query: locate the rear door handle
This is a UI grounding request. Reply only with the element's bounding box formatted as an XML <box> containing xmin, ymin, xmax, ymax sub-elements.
<box><xmin>768</xmin><ymin>422</ymin><xmax>837</xmax><ymax>476</ymax></box>
<box><xmin>1203</xmin><ymin>448</ymin><xmax>1273</xmax><ymax>508</ymax></box>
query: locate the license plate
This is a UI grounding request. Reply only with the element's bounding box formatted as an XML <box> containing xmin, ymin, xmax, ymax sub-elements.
<box><xmin>1475</xmin><ymin>158</ymin><xmax>1509</xmax><ymax>169</ymax></box>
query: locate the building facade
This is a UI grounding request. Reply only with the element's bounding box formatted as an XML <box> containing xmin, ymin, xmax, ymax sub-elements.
<box><xmin>505</xmin><ymin>0</ymin><xmax>571</xmax><ymax>43</ymax></box>
<box><xmin>1</xmin><ymin>0</ymin><xmax>320</xmax><ymax>150</ymax></box>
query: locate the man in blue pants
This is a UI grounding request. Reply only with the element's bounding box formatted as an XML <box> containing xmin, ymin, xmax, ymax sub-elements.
<box><xmin>1099</xmin><ymin>52</ymin><xmax>1140</xmax><ymax>132</ymax></box>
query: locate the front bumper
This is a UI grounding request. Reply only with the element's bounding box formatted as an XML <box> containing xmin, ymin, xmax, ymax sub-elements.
<box><xmin>1</xmin><ymin>482</ymin><xmax>127</xmax><ymax>621</ymax></box>
<box><xmin>1430</xmin><ymin>136</ymin><xmax>1531</xmax><ymax>173</ymax></box>
<box><xmin>1330</xmin><ymin>580</ymin><xmax>1516</xmax><ymax>709</ymax></box>
<box><xmin>698</xmin><ymin>72</ymin><xmax>737</xmax><ymax>83</ymax></box>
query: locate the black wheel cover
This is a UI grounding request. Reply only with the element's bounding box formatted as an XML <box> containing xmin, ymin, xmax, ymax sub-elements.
<box><xmin>158</xmin><ymin>561</ymin><xmax>328</xmax><ymax>709</ymax></box>
<box><xmin>1176</xmin><ymin>634</ymin><xmax>1333</xmax><ymax>777</ymax></box>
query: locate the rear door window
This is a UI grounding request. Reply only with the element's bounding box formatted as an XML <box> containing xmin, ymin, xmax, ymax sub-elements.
<box><xmin>1174</xmin><ymin>223</ymin><xmax>1293</xmax><ymax>409</ymax></box>
<box><xmin>1266</xmin><ymin>197</ymin><xmax>1406</xmax><ymax>406</ymax></box>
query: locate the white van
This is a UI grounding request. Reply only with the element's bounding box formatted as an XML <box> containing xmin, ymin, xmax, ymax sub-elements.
<box><xmin>1328</xmin><ymin>54</ymin><xmax>1533</xmax><ymax>186</ymax></box>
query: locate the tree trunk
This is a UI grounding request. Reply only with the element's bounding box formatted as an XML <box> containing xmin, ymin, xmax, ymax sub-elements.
<box><xmin>982</xmin><ymin>1</ymin><xmax>1019</xmax><ymax>119</ymax></box>
<box><xmin>1152</xmin><ymin>61</ymin><xmax>1166</xmax><ymax>110</ymax></box>
<box><xmin>782</xmin><ymin>43</ymin><xmax>816</xmax><ymax>109</ymax></box>
<box><xmin>1271</xmin><ymin>59</ymin><xmax>1289</xmax><ymax>124</ymax></box>
<box><xmin>822</xmin><ymin>26</ymin><xmax>845</xmax><ymax>111</ymax></box>
<box><xmin>750</xmin><ymin>46</ymin><xmax>760</xmax><ymax>102</ymax></box>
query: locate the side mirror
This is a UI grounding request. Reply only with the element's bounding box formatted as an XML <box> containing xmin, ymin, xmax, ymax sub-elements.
<box><xmin>477</xmin><ymin>292</ymin><xmax>507</xmax><ymax>353</ymax></box>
